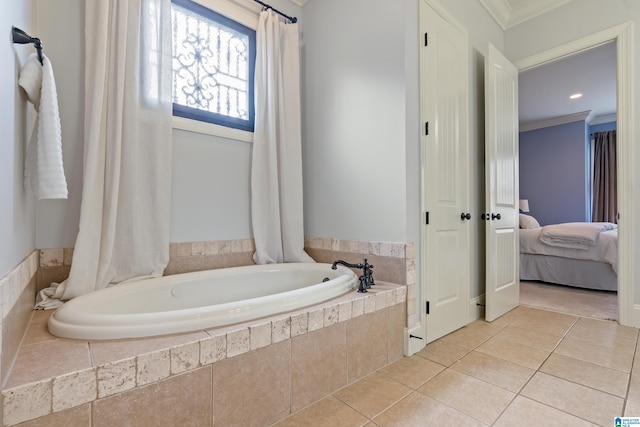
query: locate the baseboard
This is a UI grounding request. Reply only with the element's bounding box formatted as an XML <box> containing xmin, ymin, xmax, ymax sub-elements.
<box><xmin>404</xmin><ymin>323</ymin><xmax>425</xmax><ymax>356</ymax></box>
<box><xmin>630</xmin><ymin>304</ymin><xmax>640</xmax><ymax>329</ymax></box>
<box><xmin>469</xmin><ymin>294</ymin><xmax>485</xmax><ymax>322</ymax></box>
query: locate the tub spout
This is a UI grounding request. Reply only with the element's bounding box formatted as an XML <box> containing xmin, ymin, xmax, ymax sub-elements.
<box><xmin>331</xmin><ymin>259</ymin><xmax>374</xmax><ymax>293</ymax></box>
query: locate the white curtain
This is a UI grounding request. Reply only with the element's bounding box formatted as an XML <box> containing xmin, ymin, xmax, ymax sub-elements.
<box><xmin>251</xmin><ymin>10</ymin><xmax>313</xmax><ymax>265</ymax></box>
<box><xmin>36</xmin><ymin>0</ymin><xmax>173</xmax><ymax>307</ymax></box>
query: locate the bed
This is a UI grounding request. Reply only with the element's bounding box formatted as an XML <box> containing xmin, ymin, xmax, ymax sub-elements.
<box><xmin>519</xmin><ymin>214</ymin><xmax>618</xmax><ymax>291</ymax></box>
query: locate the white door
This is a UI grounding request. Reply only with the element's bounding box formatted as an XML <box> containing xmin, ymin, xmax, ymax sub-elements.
<box><xmin>421</xmin><ymin>1</ymin><xmax>470</xmax><ymax>342</ymax></box>
<box><xmin>484</xmin><ymin>43</ymin><xmax>519</xmax><ymax>322</ymax></box>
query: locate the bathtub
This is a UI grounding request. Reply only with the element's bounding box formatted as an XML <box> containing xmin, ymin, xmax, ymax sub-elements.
<box><xmin>48</xmin><ymin>263</ymin><xmax>357</xmax><ymax>341</ymax></box>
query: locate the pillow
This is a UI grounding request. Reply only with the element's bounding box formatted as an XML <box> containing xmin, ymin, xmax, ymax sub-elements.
<box><xmin>519</xmin><ymin>214</ymin><xmax>541</xmax><ymax>229</ymax></box>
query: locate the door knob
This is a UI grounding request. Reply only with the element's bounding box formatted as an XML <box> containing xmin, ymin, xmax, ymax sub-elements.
<box><xmin>460</xmin><ymin>213</ymin><xmax>471</xmax><ymax>221</ymax></box>
<box><xmin>491</xmin><ymin>213</ymin><xmax>501</xmax><ymax>220</ymax></box>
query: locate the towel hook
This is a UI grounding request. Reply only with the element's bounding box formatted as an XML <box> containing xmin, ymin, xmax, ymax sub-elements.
<box><xmin>12</xmin><ymin>26</ymin><xmax>43</xmax><ymax>65</ymax></box>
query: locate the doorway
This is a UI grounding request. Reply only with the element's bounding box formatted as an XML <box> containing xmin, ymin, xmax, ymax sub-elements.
<box><xmin>514</xmin><ymin>22</ymin><xmax>633</xmax><ymax>325</ymax></box>
<box><xmin>518</xmin><ymin>42</ymin><xmax>618</xmax><ymax>320</ymax></box>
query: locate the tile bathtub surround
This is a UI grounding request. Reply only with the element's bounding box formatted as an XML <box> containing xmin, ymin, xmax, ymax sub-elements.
<box><xmin>0</xmin><ymin>282</ymin><xmax>406</xmax><ymax>426</ymax></box>
<box><xmin>37</xmin><ymin>248</ymin><xmax>72</xmax><ymax>292</ymax></box>
<box><xmin>38</xmin><ymin>237</ymin><xmax>416</xmax><ymax>295</ymax></box>
<box><xmin>305</xmin><ymin>237</ymin><xmax>417</xmax><ymax>328</ymax></box>
<box><xmin>165</xmin><ymin>237</ymin><xmax>416</xmax><ymax>286</ymax></box>
<box><xmin>164</xmin><ymin>239</ymin><xmax>256</xmax><ymax>275</ymax></box>
<box><xmin>0</xmin><ymin>250</ymin><xmax>39</xmax><ymax>386</ymax></box>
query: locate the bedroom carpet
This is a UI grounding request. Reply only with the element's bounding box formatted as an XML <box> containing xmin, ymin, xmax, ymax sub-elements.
<box><xmin>520</xmin><ymin>280</ymin><xmax>618</xmax><ymax>321</ymax></box>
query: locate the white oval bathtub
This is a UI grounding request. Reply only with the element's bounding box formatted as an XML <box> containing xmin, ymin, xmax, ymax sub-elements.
<box><xmin>48</xmin><ymin>263</ymin><xmax>357</xmax><ymax>341</ymax></box>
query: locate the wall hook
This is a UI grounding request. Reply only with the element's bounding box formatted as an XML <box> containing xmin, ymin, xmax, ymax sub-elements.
<box><xmin>12</xmin><ymin>26</ymin><xmax>43</xmax><ymax>65</ymax></box>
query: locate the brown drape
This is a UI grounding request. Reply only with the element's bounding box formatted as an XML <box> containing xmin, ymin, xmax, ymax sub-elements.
<box><xmin>592</xmin><ymin>130</ymin><xmax>617</xmax><ymax>223</ymax></box>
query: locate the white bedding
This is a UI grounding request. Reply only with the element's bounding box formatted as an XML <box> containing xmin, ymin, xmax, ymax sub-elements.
<box><xmin>520</xmin><ymin>227</ymin><xmax>618</xmax><ymax>273</ymax></box>
<box><xmin>539</xmin><ymin>222</ymin><xmax>617</xmax><ymax>250</ymax></box>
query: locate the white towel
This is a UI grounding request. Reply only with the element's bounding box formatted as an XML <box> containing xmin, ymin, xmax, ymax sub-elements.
<box><xmin>18</xmin><ymin>53</ymin><xmax>68</xmax><ymax>199</ymax></box>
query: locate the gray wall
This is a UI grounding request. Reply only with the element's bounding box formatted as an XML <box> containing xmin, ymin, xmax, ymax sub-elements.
<box><xmin>301</xmin><ymin>0</ymin><xmax>408</xmax><ymax>243</ymax></box>
<box><xmin>519</xmin><ymin>121</ymin><xmax>589</xmax><ymax>226</ymax></box>
<box><xmin>30</xmin><ymin>0</ymin><xmax>301</xmax><ymax>249</ymax></box>
<box><xmin>300</xmin><ymin>0</ymin><xmax>503</xmax><ymax>308</ymax></box>
<box><xmin>1</xmin><ymin>0</ymin><xmax>36</xmax><ymax>277</ymax></box>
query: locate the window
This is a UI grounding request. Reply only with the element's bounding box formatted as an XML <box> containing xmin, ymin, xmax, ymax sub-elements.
<box><xmin>171</xmin><ymin>0</ymin><xmax>256</xmax><ymax>132</ymax></box>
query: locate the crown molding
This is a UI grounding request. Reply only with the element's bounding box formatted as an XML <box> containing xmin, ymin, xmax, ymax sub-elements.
<box><xmin>479</xmin><ymin>0</ymin><xmax>575</xmax><ymax>30</ymax></box>
<box><xmin>590</xmin><ymin>113</ymin><xmax>617</xmax><ymax>126</ymax></box>
<box><xmin>508</xmin><ymin>0</ymin><xmax>575</xmax><ymax>28</ymax></box>
<box><xmin>519</xmin><ymin>110</ymin><xmax>592</xmax><ymax>132</ymax></box>
<box><xmin>478</xmin><ymin>0</ymin><xmax>511</xmax><ymax>30</ymax></box>
<box><xmin>289</xmin><ymin>0</ymin><xmax>308</xmax><ymax>6</ymax></box>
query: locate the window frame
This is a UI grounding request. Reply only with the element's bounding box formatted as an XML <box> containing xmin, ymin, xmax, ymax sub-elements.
<box><xmin>171</xmin><ymin>0</ymin><xmax>257</xmax><ymax>135</ymax></box>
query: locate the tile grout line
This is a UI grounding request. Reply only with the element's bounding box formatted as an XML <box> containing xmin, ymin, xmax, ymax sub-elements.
<box><xmin>502</xmin><ymin>312</ymin><xmax>634</xmax><ymax>425</ymax></box>
<box><xmin>278</xmin><ymin>307</ymin><xmax>635</xmax><ymax>426</ymax></box>
<box><xmin>416</xmin><ymin>309</ymin><xmax>628</xmax><ymax>425</ymax></box>
<box><xmin>621</xmin><ymin>328</ymin><xmax>640</xmax><ymax>417</ymax></box>
<box><xmin>474</xmin><ymin>309</ymin><xmax>547</xmax><ymax>426</ymax></box>
<box><xmin>415</xmin><ymin>309</ymin><xmax>597</xmax><ymax>425</ymax></box>
<box><xmin>490</xmin><ymin>313</ymin><xmax>586</xmax><ymax>425</ymax></box>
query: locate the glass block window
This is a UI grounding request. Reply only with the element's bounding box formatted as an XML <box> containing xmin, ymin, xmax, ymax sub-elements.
<box><xmin>171</xmin><ymin>0</ymin><xmax>256</xmax><ymax>131</ymax></box>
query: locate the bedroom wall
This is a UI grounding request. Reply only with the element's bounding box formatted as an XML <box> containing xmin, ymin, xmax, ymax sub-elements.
<box><xmin>519</xmin><ymin>120</ymin><xmax>589</xmax><ymax>226</ymax></box>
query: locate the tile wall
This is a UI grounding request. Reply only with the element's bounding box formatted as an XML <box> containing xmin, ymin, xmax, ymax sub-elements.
<box><xmin>0</xmin><ymin>251</ymin><xmax>38</xmax><ymax>386</ymax></box>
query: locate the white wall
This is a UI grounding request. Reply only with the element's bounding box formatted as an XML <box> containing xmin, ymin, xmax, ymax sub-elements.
<box><xmin>170</xmin><ymin>129</ymin><xmax>252</xmax><ymax>242</ymax></box>
<box><xmin>301</xmin><ymin>0</ymin><xmax>408</xmax><ymax>243</ymax></box>
<box><xmin>1</xmin><ymin>0</ymin><xmax>36</xmax><ymax>276</ymax></box>
<box><xmin>34</xmin><ymin>0</ymin><xmax>84</xmax><ymax>250</ymax></box>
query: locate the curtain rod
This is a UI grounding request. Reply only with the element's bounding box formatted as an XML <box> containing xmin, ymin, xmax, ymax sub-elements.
<box><xmin>253</xmin><ymin>0</ymin><xmax>297</xmax><ymax>23</ymax></box>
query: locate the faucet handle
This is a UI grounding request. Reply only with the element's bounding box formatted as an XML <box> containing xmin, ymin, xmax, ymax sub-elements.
<box><xmin>357</xmin><ymin>275</ymin><xmax>368</xmax><ymax>293</ymax></box>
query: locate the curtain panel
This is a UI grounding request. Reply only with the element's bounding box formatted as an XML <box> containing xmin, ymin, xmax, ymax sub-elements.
<box><xmin>592</xmin><ymin>130</ymin><xmax>617</xmax><ymax>223</ymax></box>
<box><xmin>36</xmin><ymin>0</ymin><xmax>173</xmax><ymax>308</ymax></box>
<box><xmin>251</xmin><ymin>10</ymin><xmax>313</xmax><ymax>264</ymax></box>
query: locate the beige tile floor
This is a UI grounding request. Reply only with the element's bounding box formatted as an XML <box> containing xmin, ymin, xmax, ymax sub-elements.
<box><xmin>274</xmin><ymin>305</ymin><xmax>640</xmax><ymax>426</ymax></box>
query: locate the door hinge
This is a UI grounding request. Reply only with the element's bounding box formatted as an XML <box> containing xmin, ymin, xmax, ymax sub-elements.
<box><xmin>426</xmin><ymin>301</ymin><xmax>430</xmax><ymax>315</ymax></box>
<box><xmin>424</xmin><ymin>32</ymin><xmax>428</xmax><ymax>46</ymax></box>
<box><xmin>425</xmin><ymin>211</ymin><xmax>429</xmax><ymax>225</ymax></box>
<box><xmin>425</xmin><ymin>122</ymin><xmax>429</xmax><ymax>135</ymax></box>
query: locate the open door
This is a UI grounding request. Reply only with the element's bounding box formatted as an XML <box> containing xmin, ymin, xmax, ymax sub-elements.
<box><xmin>484</xmin><ymin>43</ymin><xmax>519</xmax><ymax>322</ymax></box>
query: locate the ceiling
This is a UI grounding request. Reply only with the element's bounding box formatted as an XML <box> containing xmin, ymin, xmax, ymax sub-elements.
<box><xmin>477</xmin><ymin>0</ymin><xmax>617</xmax><ymax>130</ymax></box>
<box><xmin>519</xmin><ymin>42</ymin><xmax>617</xmax><ymax>130</ymax></box>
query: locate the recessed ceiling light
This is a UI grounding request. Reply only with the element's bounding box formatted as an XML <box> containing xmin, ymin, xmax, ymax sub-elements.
<box><xmin>569</xmin><ymin>93</ymin><xmax>583</xmax><ymax>99</ymax></box>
